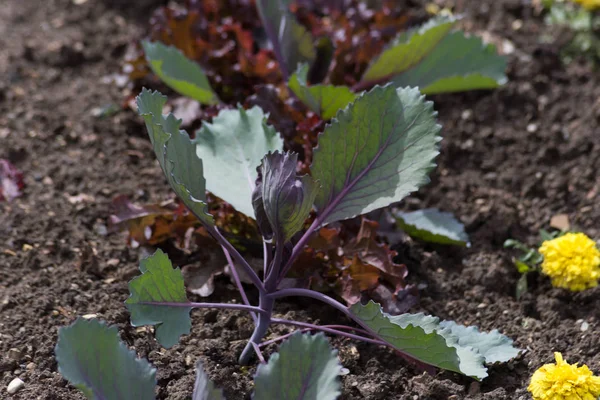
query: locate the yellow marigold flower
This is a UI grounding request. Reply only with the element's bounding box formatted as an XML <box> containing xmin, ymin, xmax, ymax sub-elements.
<box><xmin>572</xmin><ymin>0</ymin><xmax>600</xmax><ymax>10</ymax></box>
<box><xmin>538</xmin><ymin>233</ymin><xmax>600</xmax><ymax>292</ymax></box>
<box><xmin>528</xmin><ymin>352</ymin><xmax>600</xmax><ymax>400</ymax></box>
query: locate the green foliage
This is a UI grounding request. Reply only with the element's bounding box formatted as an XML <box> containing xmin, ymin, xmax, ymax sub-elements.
<box><xmin>253</xmin><ymin>333</ymin><xmax>342</xmax><ymax>400</ymax></box>
<box><xmin>143</xmin><ymin>41</ymin><xmax>220</xmax><ymax>105</ymax></box>
<box><xmin>311</xmin><ymin>85</ymin><xmax>441</xmax><ymax>225</ymax></box>
<box><xmin>395</xmin><ymin>208</ymin><xmax>470</xmax><ymax>246</ymax></box>
<box><xmin>195</xmin><ymin>106</ymin><xmax>283</xmax><ymax>218</ymax></box>
<box><xmin>255</xmin><ymin>0</ymin><xmax>316</xmax><ymax>76</ymax></box>
<box><xmin>55</xmin><ymin>318</ymin><xmax>156</xmax><ymax>400</ymax></box>
<box><xmin>350</xmin><ymin>301</ymin><xmax>520</xmax><ymax>380</ymax></box>
<box><xmin>254</xmin><ymin>152</ymin><xmax>319</xmax><ymax>241</ymax></box>
<box><xmin>288</xmin><ymin>64</ymin><xmax>357</xmax><ymax>120</ymax></box>
<box><xmin>126</xmin><ymin>249</ymin><xmax>192</xmax><ymax>348</ymax></box>
<box><xmin>504</xmin><ymin>229</ymin><xmax>565</xmax><ymax>299</ymax></box>
<box><xmin>360</xmin><ymin>16</ymin><xmax>507</xmax><ymax>94</ymax></box>
<box><xmin>137</xmin><ymin>89</ymin><xmax>214</xmax><ymax>225</ymax></box>
<box><xmin>543</xmin><ymin>0</ymin><xmax>600</xmax><ymax>64</ymax></box>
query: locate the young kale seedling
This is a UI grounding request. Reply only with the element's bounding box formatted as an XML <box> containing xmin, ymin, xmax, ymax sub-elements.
<box><xmin>131</xmin><ymin>84</ymin><xmax>520</xmax><ymax>379</ymax></box>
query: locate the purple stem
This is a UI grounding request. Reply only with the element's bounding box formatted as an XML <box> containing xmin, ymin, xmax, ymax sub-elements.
<box><xmin>140</xmin><ymin>301</ymin><xmax>267</xmax><ymax>315</ymax></box>
<box><xmin>221</xmin><ymin>245</ymin><xmax>257</xmax><ymax>324</ymax></box>
<box><xmin>263</xmin><ymin>321</ymin><xmax>384</xmax><ymax>347</ymax></box>
<box><xmin>251</xmin><ymin>342</ymin><xmax>266</xmax><ymax>364</ymax></box>
<box><xmin>277</xmin><ymin>216</ymin><xmax>323</xmax><ymax>282</ymax></box>
<box><xmin>204</xmin><ymin>223</ymin><xmax>265</xmax><ymax>293</ymax></box>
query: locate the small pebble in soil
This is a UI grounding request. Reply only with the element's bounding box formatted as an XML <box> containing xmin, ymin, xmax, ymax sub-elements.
<box><xmin>7</xmin><ymin>377</ymin><xmax>25</xmax><ymax>394</ymax></box>
<box><xmin>7</xmin><ymin>348</ymin><xmax>21</xmax><ymax>361</ymax></box>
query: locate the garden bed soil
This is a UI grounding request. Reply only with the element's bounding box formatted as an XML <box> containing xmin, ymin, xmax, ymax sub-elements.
<box><xmin>1</xmin><ymin>0</ymin><xmax>599</xmax><ymax>399</ymax></box>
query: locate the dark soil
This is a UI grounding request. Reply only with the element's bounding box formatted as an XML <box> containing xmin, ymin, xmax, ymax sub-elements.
<box><xmin>1</xmin><ymin>0</ymin><xmax>599</xmax><ymax>399</ymax></box>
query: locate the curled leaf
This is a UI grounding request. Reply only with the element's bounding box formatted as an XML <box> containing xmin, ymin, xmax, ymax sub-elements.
<box><xmin>254</xmin><ymin>151</ymin><xmax>318</xmax><ymax>241</ymax></box>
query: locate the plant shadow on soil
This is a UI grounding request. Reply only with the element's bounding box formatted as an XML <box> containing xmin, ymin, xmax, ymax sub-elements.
<box><xmin>0</xmin><ymin>0</ymin><xmax>599</xmax><ymax>399</ymax></box>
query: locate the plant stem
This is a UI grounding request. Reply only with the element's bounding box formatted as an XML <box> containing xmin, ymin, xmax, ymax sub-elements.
<box><xmin>221</xmin><ymin>245</ymin><xmax>257</xmax><ymax>324</ymax></box>
<box><xmin>204</xmin><ymin>223</ymin><xmax>265</xmax><ymax>293</ymax></box>
<box><xmin>265</xmin><ymin>235</ymin><xmax>284</xmax><ymax>292</ymax></box>
<box><xmin>251</xmin><ymin>342</ymin><xmax>266</xmax><ymax>364</ymax></box>
<box><xmin>277</xmin><ymin>216</ymin><xmax>323</xmax><ymax>282</ymax></box>
<box><xmin>266</xmin><ymin>320</ymin><xmax>385</xmax><ymax>346</ymax></box>
<box><xmin>239</xmin><ymin>294</ymin><xmax>274</xmax><ymax>365</ymax></box>
<box><xmin>140</xmin><ymin>301</ymin><xmax>267</xmax><ymax>315</ymax></box>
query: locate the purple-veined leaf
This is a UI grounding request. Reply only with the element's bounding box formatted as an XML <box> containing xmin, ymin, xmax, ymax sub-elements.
<box><xmin>310</xmin><ymin>85</ymin><xmax>441</xmax><ymax>226</ymax></box>
<box><xmin>55</xmin><ymin>318</ymin><xmax>156</xmax><ymax>399</ymax></box>
<box><xmin>137</xmin><ymin>89</ymin><xmax>214</xmax><ymax>226</ymax></box>
<box><xmin>195</xmin><ymin>106</ymin><xmax>283</xmax><ymax>218</ymax></box>
<box><xmin>254</xmin><ymin>151</ymin><xmax>318</xmax><ymax>241</ymax></box>
<box><xmin>253</xmin><ymin>332</ymin><xmax>342</xmax><ymax>400</ymax></box>
<box><xmin>126</xmin><ymin>249</ymin><xmax>193</xmax><ymax>348</ymax></box>
<box><xmin>255</xmin><ymin>0</ymin><xmax>316</xmax><ymax>78</ymax></box>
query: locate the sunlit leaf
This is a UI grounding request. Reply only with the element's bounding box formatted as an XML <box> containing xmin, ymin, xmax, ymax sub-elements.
<box><xmin>395</xmin><ymin>208</ymin><xmax>470</xmax><ymax>246</ymax></box>
<box><xmin>126</xmin><ymin>249</ymin><xmax>193</xmax><ymax>348</ymax></box>
<box><xmin>143</xmin><ymin>41</ymin><xmax>220</xmax><ymax>105</ymax></box>
<box><xmin>350</xmin><ymin>301</ymin><xmax>521</xmax><ymax>380</ymax></box>
<box><xmin>288</xmin><ymin>64</ymin><xmax>357</xmax><ymax>120</ymax></box>
<box><xmin>192</xmin><ymin>362</ymin><xmax>225</xmax><ymax>400</ymax></box>
<box><xmin>311</xmin><ymin>85</ymin><xmax>441</xmax><ymax>225</ymax></box>
<box><xmin>360</xmin><ymin>16</ymin><xmax>507</xmax><ymax>94</ymax></box>
<box><xmin>254</xmin><ymin>151</ymin><xmax>318</xmax><ymax>241</ymax></box>
<box><xmin>55</xmin><ymin>318</ymin><xmax>156</xmax><ymax>399</ymax></box>
<box><xmin>256</xmin><ymin>0</ymin><xmax>316</xmax><ymax>77</ymax></box>
<box><xmin>137</xmin><ymin>89</ymin><xmax>214</xmax><ymax>225</ymax></box>
<box><xmin>254</xmin><ymin>333</ymin><xmax>342</xmax><ymax>400</ymax></box>
<box><xmin>195</xmin><ymin>106</ymin><xmax>283</xmax><ymax>218</ymax></box>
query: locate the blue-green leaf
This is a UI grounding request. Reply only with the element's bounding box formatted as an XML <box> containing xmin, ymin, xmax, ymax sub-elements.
<box><xmin>360</xmin><ymin>16</ymin><xmax>506</xmax><ymax>94</ymax></box>
<box><xmin>143</xmin><ymin>41</ymin><xmax>220</xmax><ymax>105</ymax></box>
<box><xmin>350</xmin><ymin>301</ymin><xmax>521</xmax><ymax>380</ymax></box>
<box><xmin>192</xmin><ymin>362</ymin><xmax>225</xmax><ymax>400</ymax></box>
<box><xmin>253</xmin><ymin>332</ymin><xmax>342</xmax><ymax>400</ymax></box>
<box><xmin>126</xmin><ymin>249</ymin><xmax>192</xmax><ymax>348</ymax></box>
<box><xmin>137</xmin><ymin>89</ymin><xmax>213</xmax><ymax>225</ymax></box>
<box><xmin>310</xmin><ymin>85</ymin><xmax>441</xmax><ymax>226</ymax></box>
<box><xmin>195</xmin><ymin>106</ymin><xmax>283</xmax><ymax>218</ymax></box>
<box><xmin>395</xmin><ymin>208</ymin><xmax>470</xmax><ymax>246</ymax></box>
<box><xmin>288</xmin><ymin>64</ymin><xmax>357</xmax><ymax>120</ymax></box>
<box><xmin>55</xmin><ymin>318</ymin><xmax>156</xmax><ymax>400</ymax></box>
<box><xmin>256</xmin><ymin>0</ymin><xmax>316</xmax><ymax>77</ymax></box>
